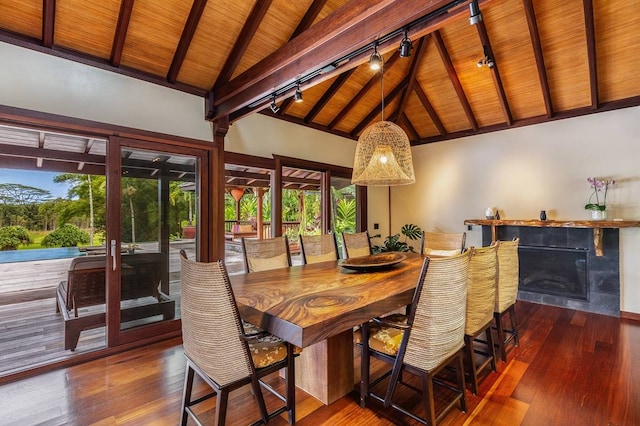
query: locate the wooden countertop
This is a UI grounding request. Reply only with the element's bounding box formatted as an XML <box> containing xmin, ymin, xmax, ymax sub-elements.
<box><xmin>464</xmin><ymin>219</ymin><xmax>640</xmax><ymax>228</ymax></box>
<box><xmin>464</xmin><ymin>219</ymin><xmax>640</xmax><ymax>256</ymax></box>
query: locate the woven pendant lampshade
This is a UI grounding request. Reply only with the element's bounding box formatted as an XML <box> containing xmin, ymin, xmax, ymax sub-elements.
<box><xmin>351</xmin><ymin>120</ymin><xmax>415</xmax><ymax>186</ymax></box>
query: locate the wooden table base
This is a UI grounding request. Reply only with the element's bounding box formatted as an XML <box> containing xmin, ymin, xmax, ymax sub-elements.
<box><xmin>293</xmin><ymin>329</ymin><xmax>354</xmax><ymax>405</ymax></box>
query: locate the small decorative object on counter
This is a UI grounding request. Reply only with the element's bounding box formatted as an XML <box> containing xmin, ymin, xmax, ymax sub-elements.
<box><xmin>485</xmin><ymin>207</ymin><xmax>495</xmax><ymax>219</ymax></box>
<box><xmin>540</xmin><ymin>210</ymin><xmax>547</xmax><ymax>221</ymax></box>
<box><xmin>495</xmin><ymin>211</ymin><xmax>500</xmax><ymax>220</ymax></box>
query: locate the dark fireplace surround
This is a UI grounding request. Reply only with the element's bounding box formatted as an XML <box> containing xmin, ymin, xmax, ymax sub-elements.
<box><xmin>481</xmin><ymin>226</ymin><xmax>620</xmax><ymax>317</ymax></box>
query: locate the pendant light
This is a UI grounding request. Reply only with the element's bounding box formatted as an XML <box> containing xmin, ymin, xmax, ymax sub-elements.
<box><xmin>351</xmin><ymin>50</ymin><xmax>415</xmax><ymax>186</ymax></box>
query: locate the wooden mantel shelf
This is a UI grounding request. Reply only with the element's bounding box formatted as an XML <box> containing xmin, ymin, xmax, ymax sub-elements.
<box><xmin>464</xmin><ymin>219</ymin><xmax>640</xmax><ymax>256</ymax></box>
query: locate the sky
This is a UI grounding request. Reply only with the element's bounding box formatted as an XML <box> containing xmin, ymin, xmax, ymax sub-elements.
<box><xmin>0</xmin><ymin>169</ymin><xmax>72</xmax><ymax>199</ymax></box>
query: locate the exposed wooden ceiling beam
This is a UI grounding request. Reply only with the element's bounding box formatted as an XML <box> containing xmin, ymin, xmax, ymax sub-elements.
<box><xmin>167</xmin><ymin>0</ymin><xmax>208</xmax><ymax>83</ymax></box>
<box><xmin>328</xmin><ymin>51</ymin><xmax>401</xmax><ymax>130</ymax></box>
<box><xmin>401</xmin><ymin>113</ymin><xmax>420</xmax><ymax>141</ymax></box>
<box><xmin>42</xmin><ymin>0</ymin><xmax>55</xmax><ymax>48</ymax></box>
<box><xmin>304</xmin><ymin>68</ymin><xmax>356</xmax><ymax>123</ymax></box>
<box><xmin>414</xmin><ymin>95</ymin><xmax>640</xmax><ymax>145</ymax></box>
<box><xmin>279</xmin><ymin>2</ymin><xmax>327</xmax><ymax>115</ymax></box>
<box><xmin>228</xmin><ymin>0</ymin><xmax>490</xmax><ymax>124</ymax></box>
<box><xmin>351</xmin><ymin>75</ymin><xmax>410</xmax><ymax>137</ymax></box>
<box><xmin>432</xmin><ymin>30</ymin><xmax>479</xmax><ymax>131</ymax></box>
<box><xmin>393</xmin><ymin>36</ymin><xmax>428</xmax><ymax>133</ymax></box>
<box><xmin>208</xmin><ymin>0</ymin><xmax>456</xmax><ymax>121</ymax></box>
<box><xmin>583</xmin><ymin>0</ymin><xmax>598</xmax><ymax>110</ymax></box>
<box><xmin>522</xmin><ymin>0</ymin><xmax>553</xmax><ymax>118</ymax></box>
<box><xmin>212</xmin><ymin>0</ymin><xmax>273</xmax><ymax>88</ymax></box>
<box><xmin>110</xmin><ymin>0</ymin><xmax>135</xmax><ymax>67</ymax></box>
<box><xmin>290</xmin><ymin>0</ymin><xmax>329</xmax><ymax>40</ymax></box>
<box><xmin>413</xmin><ymin>83</ymin><xmax>447</xmax><ymax>136</ymax></box>
<box><xmin>475</xmin><ymin>22</ymin><xmax>513</xmax><ymax>125</ymax></box>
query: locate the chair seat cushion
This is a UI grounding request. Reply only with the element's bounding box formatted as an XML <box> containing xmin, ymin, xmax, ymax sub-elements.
<box><xmin>249</xmin><ymin>334</ymin><xmax>289</xmax><ymax>368</ymax></box>
<box><xmin>243</xmin><ymin>320</ymin><xmax>302</xmax><ymax>368</ymax></box>
<box><xmin>354</xmin><ymin>314</ymin><xmax>408</xmax><ymax>356</ymax></box>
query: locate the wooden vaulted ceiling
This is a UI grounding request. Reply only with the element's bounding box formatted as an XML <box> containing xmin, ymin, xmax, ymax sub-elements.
<box><xmin>0</xmin><ymin>0</ymin><xmax>639</xmax><ymax>146</ymax></box>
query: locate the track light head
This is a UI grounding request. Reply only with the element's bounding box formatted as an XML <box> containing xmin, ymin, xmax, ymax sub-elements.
<box><xmin>294</xmin><ymin>83</ymin><xmax>303</xmax><ymax>103</ymax></box>
<box><xmin>469</xmin><ymin>0</ymin><xmax>482</xmax><ymax>25</ymax></box>
<box><xmin>369</xmin><ymin>44</ymin><xmax>383</xmax><ymax>70</ymax></box>
<box><xmin>269</xmin><ymin>94</ymin><xmax>280</xmax><ymax>113</ymax></box>
<box><xmin>399</xmin><ymin>31</ymin><xmax>413</xmax><ymax>58</ymax></box>
<box><xmin>477</xmin><ymin>55</ymin><xmax>494</xmax><ymax>68</ymax></box>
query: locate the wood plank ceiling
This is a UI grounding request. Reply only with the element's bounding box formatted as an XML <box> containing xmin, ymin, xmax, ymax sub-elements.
<box><xmin>0</xmin><ymin>0</ymin><xmax>639</xmax><ymax>146</ymax></box>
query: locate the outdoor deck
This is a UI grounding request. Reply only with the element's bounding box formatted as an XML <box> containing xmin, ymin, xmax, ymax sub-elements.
<box><xmin>0</xmin><ymin>241</ymin><xmax>288</xmax><ymax>377</ymax></box>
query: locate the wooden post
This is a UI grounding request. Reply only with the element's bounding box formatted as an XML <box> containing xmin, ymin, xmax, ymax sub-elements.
<box><xmin>210</xmin><ymin>116</ymin><xmax>228</xmax><ymax>261</ymax></box>
<box><xmin>256</xmin><ymin>188</ymin><xmax>264</xmax><ymax>239</ymax></box>
<box><xmin>271</xmin><ymin>157</ymin><xmax>283</xmax><ymax>237</ymax></box>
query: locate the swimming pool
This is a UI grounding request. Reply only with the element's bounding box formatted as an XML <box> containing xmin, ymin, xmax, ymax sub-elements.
<box><xmin>0</xmin><ymin>247</ymin><xmax>83</xmax><ymax>263</ymax></box>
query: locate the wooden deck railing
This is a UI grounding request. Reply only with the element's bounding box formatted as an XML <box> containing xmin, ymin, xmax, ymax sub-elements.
<box><xmin>224</xmin><ymin>220</ymin><xmax>301</xmax><ymax>240</ymax></box>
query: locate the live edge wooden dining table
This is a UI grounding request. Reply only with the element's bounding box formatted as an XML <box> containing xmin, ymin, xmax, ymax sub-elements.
<box><xmin>229</xmin><ymin>252</ymin><xmax>426</xmax><ymax>405</ymax></box>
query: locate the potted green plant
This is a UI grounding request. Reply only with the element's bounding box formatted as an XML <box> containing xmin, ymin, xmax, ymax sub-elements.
<box><xmin>371</xmin><ymin>223</ymin><xmax>422</xmax><ymax>253</ymax></box>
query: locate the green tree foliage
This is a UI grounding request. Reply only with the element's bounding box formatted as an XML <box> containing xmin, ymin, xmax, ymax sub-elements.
<box><xmin>40</xmin><ymin>224</ymin><xmax>89</xmax><ymax>248</ymax></box>
<box><xmin>334</xmin><ymin>198</ymin><xmax>356</xmax><ymax>235</ymax></box>
<box><xmin>0</xmin><ymin>183</ymin><xmax>52</xmax><ymax>229</ymax></box>
<box><xmin>120</xmin><ymin>177</ymin><xmax>159</xmax><ymax>244</ymax></box>
<box><xmin>0</xmin><ymin>225</ymin><xmax>32</xmax><ymax>250</ymax></box>
<box><xmin>54</xmin><ymin>174</ymin><xmax>106</xmax><ymax>231</ymax></box>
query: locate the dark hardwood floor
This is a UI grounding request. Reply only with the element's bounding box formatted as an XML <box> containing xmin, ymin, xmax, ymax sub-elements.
<box><xmin>0</xmin><ymin>301</ymin><xmax>638</xmax><ymax>425</ymax></box>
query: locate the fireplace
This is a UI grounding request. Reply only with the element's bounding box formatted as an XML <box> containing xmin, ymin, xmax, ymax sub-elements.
<box><xmin>479</xmin><ymin>225</ymin><xmax>620</xmax><ymax>316</ymax></box>
<box><xmin>518</xmin><ymin>246</ymin><xmax>588</xmax><ymax>300</ymax></box>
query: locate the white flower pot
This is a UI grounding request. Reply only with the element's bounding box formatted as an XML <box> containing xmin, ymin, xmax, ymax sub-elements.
<box><xmin>590</xmin><ymin>209</ymin><xmax>607</xmax><ymax>220</ymax></box>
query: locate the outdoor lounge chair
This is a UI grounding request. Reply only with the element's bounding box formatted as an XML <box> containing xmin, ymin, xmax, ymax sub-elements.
<box><xmin>56</xmin><ymin>253</ymin><xmax>175</xmax><ymax>350</ymax></box>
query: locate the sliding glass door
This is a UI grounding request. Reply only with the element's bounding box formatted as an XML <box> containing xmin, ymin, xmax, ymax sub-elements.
<box><xmin>107</xmin><ymin>137</ymin><xmax>206</xmax><ymax>346</ymax></box>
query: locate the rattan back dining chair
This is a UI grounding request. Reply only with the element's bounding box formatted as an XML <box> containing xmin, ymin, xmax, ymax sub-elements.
<box><xmin>299</xmin><ymin>233</ymin><xmax>339</xmax><ymax>264</ymax></box>
<box><xmin>464</xmin><ymin>244</ymin><xmax>498</xmax><ymax>394</ymax></box>
<box><xmin>241</xmin><ymin>236</ymin><xmax>292</xmax><ymax>273</ymax></box>
<box><xmin>179</xmin><ymin>251</ymin><xmax>296</xmax><ymax>425</ymax></box>
<box><xmin>494</xmin><ymin>238</ymin><xmax>520</xmax><ymax>362</ymax></box>
<box><xmin>359</xmin><ymin>250</ymin><xmax>471</xmax><ymax>425</ymax></box>
<box><xmin>420</xmin><ymin>231</ymin><xmax>466</xmax><ymax>256</ymax></box>
<box><xmin>341</xmin><ymin>231</ymin><xmax>372</xmax><ymax>258</ymax></box>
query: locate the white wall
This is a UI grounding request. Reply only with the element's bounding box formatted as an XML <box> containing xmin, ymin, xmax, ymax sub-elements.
<box><xmin>392</xmin><ymin>107</ymin><xmax>640</xmax><ymax>314</ymax></box>
<box><xmin>0</xmin><ymin>42</ymin><xmax>212</xmax><ymax>141</ymax></box>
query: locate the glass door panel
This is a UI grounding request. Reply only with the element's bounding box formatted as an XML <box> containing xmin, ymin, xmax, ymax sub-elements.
<box><xmin>118</xmin><ymin>146</ymin><xmax>198</xmax><ymax>331</ymax></box>
<box><xmin>330</xmin><ymin>176</ymin><xmax>356</xmax><ymax>258</ymax></box>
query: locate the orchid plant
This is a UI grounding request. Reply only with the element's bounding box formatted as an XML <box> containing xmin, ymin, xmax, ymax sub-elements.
<box><xmin>585</xmin><ymin>177</ymin><xmax>615</xmax><ymax>211</ymax></box>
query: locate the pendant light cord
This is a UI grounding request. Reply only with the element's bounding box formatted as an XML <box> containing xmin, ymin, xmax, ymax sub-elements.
<box><xmin>380</xmin><ymin>62</ymin><xmax>385</xmax><ymax>121</ymax></box>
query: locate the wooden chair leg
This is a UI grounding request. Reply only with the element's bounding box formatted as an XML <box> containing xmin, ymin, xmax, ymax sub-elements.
<box><xmin>250</xmin><ymin>374</ymin><xmax>269</xmax><ymax>425</ymax></box>
<box><xmin>360</xmin><ymin>324</ymin><xmax>370</xmax><ymax>408</ymax></box>
<box><xmin>455</xmin><ymin>351</ymin><xmax>467</xmax><ymax>413</ymax></box>
<box><xmin>286</xmin><ymin>343</ymin><xmax>296</xmax><ymax>425</ymax></box>
<box><xmin>464</xmin><ymin>334</ymin><xmax>479</xmax><ymax>395</ymax></box>
<box><xmin>215</xmin><ymin>388</ymin><xmax>229</xmax><ymax>426</ymax></box>
<box><xmin>424</xmin><ymin>371</ymin><xmax>437</xmax><ymax>426</ymax></box>
<box><xmin>486</xmin><ymin>327</ymin><xmax>497</xmax><ymax>372</ymax></box>
<box><xmin>509</xmin><ymin>305</ymin><xmax>519</xmax><ymax>347</ymax></box>
<box><xmin>181</xmin><ymin>364</ymin><xmax>195</xmax><ymax>426</ymax></box>
<box><xmin>494</xmin><ymin>311</ymin><xmax>507</xmax><ymax>362</ymax></box>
